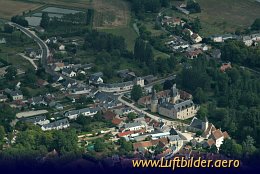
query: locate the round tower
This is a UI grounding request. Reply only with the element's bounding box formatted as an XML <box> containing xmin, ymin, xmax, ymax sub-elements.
<box><xmin>151</xmin><ymin>89</ymin><xmax>158</xmax><ymax>113</ymax></box>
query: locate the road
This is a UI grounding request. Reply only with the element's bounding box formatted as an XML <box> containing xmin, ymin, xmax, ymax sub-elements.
<box><xmin>118</xmin><ymin>94</ymin><xmax>187</xmax><ymax>128</ymax></box>
<box><xmin>8</xmin><ymin>22</ymin><xmax>83</xmax><ymax>83</ymax></box>
<box><xmin>8</xmin><ymin>22</ymin><xmax>49</xmax><ymax>69</ymax></box>
<box><xmin>18</xmin><ymin>53</ymin><xmax>38</xmax><ymax>70</ymax></box>
<box><xmin>156</xmin><ymin>7</ymin><xmax>171</xmax><ymax>33</ymax></box>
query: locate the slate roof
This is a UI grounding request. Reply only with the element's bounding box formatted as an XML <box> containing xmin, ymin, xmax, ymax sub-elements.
<box><xmin>189</xmin><ymin>117</ymin><xmax>203</xmax><ymax>129</ymax></box>
<box><xmin>41</xmin><ymin>118</ymin><xmax>69</xmax><ymax>129</ymax></box>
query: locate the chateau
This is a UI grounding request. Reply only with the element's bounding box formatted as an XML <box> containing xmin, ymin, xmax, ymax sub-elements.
<box><xmin>143</xmin><ymin>84</ymin><xmax>199</xmax><ymax>120</ymax></box>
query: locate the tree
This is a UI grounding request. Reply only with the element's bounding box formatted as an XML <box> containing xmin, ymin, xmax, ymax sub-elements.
<box><xmin>251</xmin><ymin>18</ymin><xmax>260</xmax><ymax>30</ymax></box>
<box><xmin>3</xmin><ymin>24</ymin><xmax>14</xmax><ymax>33</ymax></box>
<box><xmin>94</xmin><ymin>138</ymin><xmax>105</xmax><ymax>152</ymax></box>
<box><xmin>5</xmin><ymin>66</ymin><xmax>17</xmax><ymax>80</ymax></box>
<box><xmin>242</xmin><ymin>135</ymin><xmax>256</xmax><ymax>157</ymax></box>
<box><xmin>209</xmin><ymin>144</ymin><xmax>218</xmax><ymax>153</ymax></box>
<box><xmin>118</xmin><ymin>138</ymin><xmax>133</xmax><ymax>152</ymax></box>
<box><xmin>0</xmin><ymin>126</ymin><xmax>5</xmax><ymax>143</ymax></box>
<box><xmin>131</xmin><ymin>85</ymin><xmax>143</xmax><ymax>101</ymax></box>
<box><xmin>127</xmin><ymin>113</ymin><xmax>137</xmax><ymax>121</ymax></box>
<box><xmin>194</xmin><ymin>87</ymin><xmax>207</xmax><ymax>104</ymax></box>
<box><xmin>40</xmin><ymin>12</ymin><xmax>50</xmax><ymax>29</ymax></box>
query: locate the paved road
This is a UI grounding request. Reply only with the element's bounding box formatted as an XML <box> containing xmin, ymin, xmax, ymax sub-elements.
<box><xmin>9</xmin><ymin>22</ymin><xmax>83</xmax><ymax>83</ymax></box>
<box><xmin>8</xmin><ymin>22</ymin><xmax>49</xmax><ymax>69</ymax></box>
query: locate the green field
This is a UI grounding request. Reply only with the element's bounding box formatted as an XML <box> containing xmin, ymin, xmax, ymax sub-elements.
<box><xmin>171</xmin><ymin>0</ymin><xmax>260</xmax><ymax>36</ymax></box>
<box><xmin>99</xmin><ymin>26</ymin><xmax>138</xmax><ymax>51</ymax></box>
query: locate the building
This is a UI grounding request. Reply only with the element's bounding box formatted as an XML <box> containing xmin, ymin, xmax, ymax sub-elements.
<box><xmin>220</xmin><ymin>62</ymin><xmax>232</xmax><ymax>72</ymax></box>
<box><xmin>5</xmin><ymin>89</ymin><xmax>23</xmax><ymax>101</ymax></box>
<box><xmin>191</xmin><ymin>33</ymin><xmax>202</xmax><ymax>43</ymax></box>
<box><xmin>158</xmin><ymin>100</ymin><xmax>198</xmax><ymax>120</ymax></box>
<box><xmin>89</xmin><ymin>72</ymin><xmax>103</xmax><ymax>85</ymax></box>
<box><xmin>161</xmin><ymin>16</ymin><xmax>185</xmax><ymax>27</ymax></box>
<box><xmin>151</xmin><ymin>89</ymin><xmax>158</xmax><ymax>113</ymax></box>
<box><xmin>99</xmin><ymin>81</ymin><xmax>134</xmax><ymax>93</ymax></box>
<box><xmin>0</xmin><ymin>94</ymin><xmax>8</xmax><ymax>102</ymax></box>
<box><xmin>41</xmin><ymin>118</ymin><xmax>70</xmax><ymax>131</ymax></box>
<box><xmin>134</xmin><ymin>77</ymin><xmax>145</xmax><ymax>87</ymax></box>
<box><xmin>20</xmin><ymin>115</ymin><xmax>50</xmax><ymax>126</ymax></box>
<box><xmin>64</xmin><ymin>107</ymin><xmax>100</xmax><ymax>120</ymax></box>
<box><xmin>122</xmin><ymin>122</ymin><xmax>146</xmax><ymax>132</ymax></box>
<box><xmin>62</xmin><ymin>68</ymin><xmax>77</xmax><ymax>77</ymax></box>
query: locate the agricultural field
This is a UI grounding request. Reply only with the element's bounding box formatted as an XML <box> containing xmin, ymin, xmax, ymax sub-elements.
<box><xmin>0</xmin><ymin>0</ymin><xmax>42</xmax><ymax>19</ymax></box>
<box><xmin>171</xmin><ymin>0</ymin><xmax>260</xmax><ymax>36</ymax></box>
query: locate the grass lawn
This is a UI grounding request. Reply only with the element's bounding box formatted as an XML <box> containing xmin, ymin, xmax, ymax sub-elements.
<box><xmin>170</xmin><ymin>0</ymin><xmax>260</xmax><ymax>36</ymax></box>
<box><xmin>153</xmin><ymin>48</ymin><xmax>170</xmax><ymax>60</ymax></box>
<box><xmin>99</xmin><ymin>26</ymin><xmax>138</xmax><ymax>51</ymax></box>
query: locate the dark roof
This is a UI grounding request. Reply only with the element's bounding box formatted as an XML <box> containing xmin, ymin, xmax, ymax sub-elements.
<box><xmin>20</xmin><ymin>115</ymin><xmax>47</xmax><ymax>124</ymax></box>
<box><xmin>189</xmin><ymin>117</ymin><xmax>203</xmax><ymax>129</ymax></box>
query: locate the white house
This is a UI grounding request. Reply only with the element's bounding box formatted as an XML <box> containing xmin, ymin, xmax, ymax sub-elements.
<box><xmin>122</xmin><ymin>122</ymin><xmax>146</xmax><ymax>132</ymax></box>
<box><xmin>64</xmin><ymin>107</ymin><xmax>100</xmax><ymax>120</ymax></box>
<box><xmin>41</xmin><ymin>118</ymin><xmax>70</xmax><ymax>131</ymax></box>
<box><xmin>62</xmin><ymin>68</ymin><xmax>77</xmax><ymax>77</ymax></box>
<box><xmin>59</xmin><ymin>44</ymin><xmax>66</xmax><ymax>51</ymax></box>
<box><xmin>191</xmin><ymin>33</ymin><xmax>203</xmax><ymax>43</ymax></box>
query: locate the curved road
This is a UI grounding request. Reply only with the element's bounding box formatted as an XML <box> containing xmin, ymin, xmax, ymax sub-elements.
<box><xmin>8</xmin><ymin>22</ymin><xmax>83</xmax><ymax>82</ymax></box>
<box><xmin>8</xmin><ymin>22</ymin><xmax>49</xmax><ymax>70</ymax></box>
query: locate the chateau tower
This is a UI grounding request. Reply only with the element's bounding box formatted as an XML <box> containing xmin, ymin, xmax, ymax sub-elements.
<box><xmin>171</xmin><ymin>84</ymin><xmax>180</xmax><ymax>104</ymax></box>
<box><xmin>151</xmin><ymin>89</ymin><xmax>158</xmax><ymax>113</ymax></box>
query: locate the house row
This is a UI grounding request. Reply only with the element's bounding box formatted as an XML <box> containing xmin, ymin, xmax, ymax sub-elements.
<box><xmin>161</xmin><ymin>16</ymin><xmax>186</xmax><ymax>27</ymax></box>
<box><xmin>18</xmin><ymin>115</ymin><xmax>70</xmax><ymax>131</ymax></box>
<box><xmin>41</xmin><ymin>118</ymin><xmax>70</xmax><ymax>131</ymax></box>
<box><xmin>64</xmin><ymin>107</ymin><xmax>100</xmax><ymax>120</ymax></box>
<box><xmin>98</xmin><ymin>77</ymin><xmax>144</xmax><ymax>93</ymax></box>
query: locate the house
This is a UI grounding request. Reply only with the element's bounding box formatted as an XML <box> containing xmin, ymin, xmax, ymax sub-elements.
<box><xmin>41</xmin><ymin>118</ymin><xmax>70</xmax><ymax>131</ymax></box>
<box><xmin>210</xmin><ymin>35</ymin><xmax>223</xmax><ymax>43</ymax></box>
<box><xmin>64</xmin><ymin>107</ymin><xmax>100</xmax><ymax>120</ymax></box>
<box><xmin>122</xmin><ymin>122</ymin><xmax>146</xmax><ymax>132</ymax></box>
<box><xmin>102</xmin><ymin>111</ymin><xmax>116</xmax><ymax>120</ymax></box>
<box><xmin>37</xmin><ymin>79</ymin><xmax>49</xmax><ymax>87</ymax></box>
<box><xmin>186</xmin><ymin>49</ymin><xmax>202</xmax><ymax>59</ymax></box>
<box><xmin>45</xmin><ymin>37</ymin><xmax>57</xmax><ymax>44</ymax></box>
<box><xmin>89</xmin><ymin>72</ymin><xmax>103</xmax><ymax>85</ymax></box>
<box><xmin>5</xmin><ymin>89</ymin><xmax>23</xmax><ymax>101</ymax></box>
<box><xmin>24</xmin><ymin>48</ymin><xmax>41</xmax><ymax>59</ymax></box>
<box><xmin>209</xmin><ymin>129</ymin><xmax>225</xmax><ymax>149</ymax></box>
<box><xmin>242</xmin><ymin>36</ymin><xmax>253</xmax><ymax>46</ymax></box>
<box><xmin>220</xmin><ymin>62</ymin><xmax>232</xmax><ymax>72</ymax></box>
<box><xmin>62</xmin><ymin>68</ymin><xmax>77</xmax><ymax>77</ymax></box>
<box><xmin>52</xmin><ymin>74</ymin><xmax>64</xmax><ymax>82</ymax></box>
<box><xmin>28</xmin><ymin>96</ymin><xmax>47</xmax><ymax>106</ymax></box>
<box><xmin>183</xmin><ymin>28</ymin><xmax>194</xmax><ymax>36</ymax></box>
<box><xmin>71</xmin><ymin>86</ymin><xmax>91</xmax><ymax>95</ymax></box>
<box><xmin>52</xmin><ymin>62</ymin><xmax>65</xmax><ymax>71</ymax></box>
<box><xmin>0</xmin><ymin>38</ymin><xmax>6</xmax><ymax>44</ymax></box>
<box><xmin>0</xmin><ymin>94</ymin><xmax>8</xmax><ymax>102</ymax></box>
<box><xmin>161</xmin><ymin>16</ymin><xmax>185</xmax><ymax>27</ymax></box>
<box><xmin>55</xmin><ymin>103</ymin><xmax>63</xmax><ymax>110</ymax></box>
<box><xmin>158</xmin><ymin>100</ymin><xmax>198</xmax><ymax>120</ymax></box>
<box><xmin>191</xmin><ymin>33</ymin><xmax>202</xmax><ymax>43</ymax></box>
<box><xmin>59</xmin><ymin>44</ymin><xmax>66</xmax><ymax>51</ymax></box>
<box><xmin>20</xmin><ymin>115</ymin><xmax>50</xmax><ymax>126</ymax></box>
<box><xmin>142</xmin><ymin>75</ymin><xmax>158</xmax><ymax>85</ymax></box>
<box><xmin>99</xmin><ymin>81</ymin><xmax>134</xmax><ymax>93</ymax></box>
